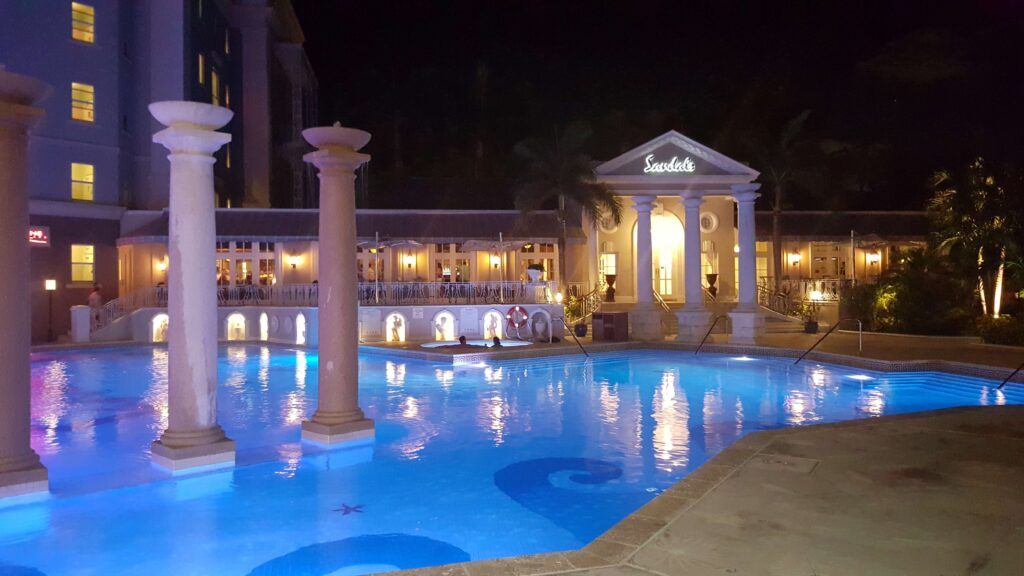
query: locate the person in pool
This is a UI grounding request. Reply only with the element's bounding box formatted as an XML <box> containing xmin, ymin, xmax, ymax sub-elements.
<box><xmin>458</xmin><ymin>335</ymin><xmax>467</xmax><ymax>345</ymax></box>
<box><xmin>491</xmin><ymin>336</ymin><xmax>502</xmax><ymax>348</ymax></box>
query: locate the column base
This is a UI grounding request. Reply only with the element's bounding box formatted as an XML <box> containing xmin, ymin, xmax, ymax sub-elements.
<box><xmin>729</xmin><ymin>308</ymin><xmax>765</xmax><ymax>346</ymax></box>
<box><xmin>151</xmin><ymin>434</ymin><xmax>236</xmax><ymax>473</ymax></box>
<box><xmin>301</xmin><ymin>416</ymin><xmax>375</xmax><ymax>446</ymax></box>
<box><xmin>630</xmin><ymin>304</ymin><xmax>664</xmax><ymax>341</ymax></box>
<box><xmin>0</xmin><ymin>463</ymin><xmax>48</xmax><ymax>499</ymax></box>
<box><xmin>675</xmin><ymin>307</ymin><xmax>714</xmax><ymax>344</ymax></box>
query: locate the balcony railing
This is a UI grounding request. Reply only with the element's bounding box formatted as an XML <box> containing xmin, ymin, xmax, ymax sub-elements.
<box><xmin>93</xmin><ymin>281</ymin><xmax>557</xmax><ymax>331</ymax></box>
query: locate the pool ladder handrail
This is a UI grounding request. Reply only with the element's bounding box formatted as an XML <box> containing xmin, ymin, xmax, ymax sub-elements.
<box><xmin>794</xmin><ymin>317</ymin><xmax>862</xmax><ymax>365</ymax></box>
<box><xmin>997</xmin><ymin>359</ymin><xmax>1024</xmax><ymax>390</ymax></box>
<box><xmin>694</xmin><ymin>315</ymin><xmax>729</xmax><ymax>355</ymax></box>
<box><xmin>555</xmin><ymin>315</ymin><xmax>590</xmax><ymax>357</ymax></box>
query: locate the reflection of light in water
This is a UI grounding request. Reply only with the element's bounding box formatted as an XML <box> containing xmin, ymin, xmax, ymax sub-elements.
<box><xmin>36</xmin><ymin>362</ymin><xmax>71</xmax><ymax>451</ymax></box>
<box><xmin>734</xmin><ymin>397</ymin><xmax>744</xmax><ymax>434</ymax></box>
<box><xmin>295</xmin><ymin>350</ymin><xmax>307</xmax><ymax>390</ymax></box>
<box><xmin>598</xmin><ymin>382</ymin><xmax>620</xmax><ymax>425</ymax></box>
<box><xmin>282</xmin><ymin>391</ymin><xmax>306</xmax><ymax>426</ymax></box>
<box><xmin>146</xmin><ymin>347</ymin><xmax>169</xmax><ymax>433</ymax></box>
<box><xmin>274</xmin><ymin>444</ymin><xmax>302</xmax><ymax>479</ymax></box>
<box><xmin>858</xmin><ymin>388</ymin><xmax>886</xmax><ymax>416</ymax></box>
<box><xmin>484</xmin><ymin>366</ymin><xmax>503</xmax><ymax>384</ymax></box>
<box><xmin>435</xmin><ymin>369</ymin><xmax>454</xmax><ymax>387</ymax></box>
<box><xmin>848</xmin><ymin>374</ymin><xmax>874</xmax><ymax>381</ymax></box>
<box><xmin>652</xmin><ymin>370</ymin><xmax>689</xmax><ymax>470</ymax></box>
<box><xmin>732</xmin><ymin>356</ymin><xmax>756</xmax><ymax>362</ymax></box>
<box><xmin>702</xmin><ymin>386</ymin><xmax>727</xmax><ymax>453</ymax></box>
<box><xmin>811</xmin><ymin>367</ymin><xmax>826</xmax><ymax>387</ymax></box>
<box><xmin>386</xmin><ymin>361</ymin><xmax>406</xmax><ymax>386</ymax></box>
<box><xmin>402</xmin><ymin>396</ymin><xmax>419</xmax><ymax>419</ymax></box>
<box><xmin>981</xmin><ymin>387</ymin><xmax>1007</xmax><ymax>406</ymax></box>
<box><xmin>258</xmin><ymin>347</ymin><xmax>271</xmax><ymax>390</ymax></box>
<box><xmin>227</xmin><ymin>346</ymin><xmax>248</xmax><ymax>366</ymax></box>
<box><xmin>489</xmin><ymin>395</ymin><xmax>507</xmax><ymax>446</ymax></box>
<box><xmin>784</xmin><ymin>389</ymin><xmax>821</xmax><ymax>425</ymax></box>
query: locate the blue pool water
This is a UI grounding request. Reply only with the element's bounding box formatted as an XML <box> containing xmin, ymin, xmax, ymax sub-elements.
<box><xmin>1</xmin><ymin>346</ymin><xmax>1020</xmax><ymax>575</ymax></box>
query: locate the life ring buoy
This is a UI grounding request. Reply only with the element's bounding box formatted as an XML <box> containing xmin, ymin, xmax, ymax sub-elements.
<box><xmin>506</xmin><ymin>306</ymin><xmax>528</xmax><ymax>328</ymax></box>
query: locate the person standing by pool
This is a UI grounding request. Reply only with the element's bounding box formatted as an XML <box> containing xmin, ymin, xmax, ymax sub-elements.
<box><xmin>88</xmin><ymin>284</ymin><xmax>103</xmax><ymax>328</ymax></box>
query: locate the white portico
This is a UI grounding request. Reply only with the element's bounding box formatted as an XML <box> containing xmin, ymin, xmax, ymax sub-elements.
<box><xmin>592</xmin><ymin>131</ymin><xmax>764</xmax><ymax>343</ymax></box>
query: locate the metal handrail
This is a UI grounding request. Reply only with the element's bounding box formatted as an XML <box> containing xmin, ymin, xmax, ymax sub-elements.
<box><xmin>566</xmin><ymin>286</ymin><xmax>603</xmax><ymax>325</ymax></box>
<box><xmin>997</xmin><ymin>360</ymin><xmax>1024</xmax><ymax>390</ymax></box>
<box><xmin>694</xmin><ymin>315</ymin><xmax>728</xmax><ymax>355</ymax></box>
<box><xmin>555</xmin><ymin>316</ymin><xmax>589</xmax><ymax>357</ymax></box>
<box><xmin>794</xmin><ymin>317</ymin><xmax>862</xmax><ymax>365</ymax></box>
<box><xmin>652</xmin><ymin>290</ymin><xmax>671</xmax><ymax>313</ymax></box>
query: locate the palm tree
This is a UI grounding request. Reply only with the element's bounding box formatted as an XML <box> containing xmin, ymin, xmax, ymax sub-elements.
<box><xmin>513</xmin><ymin>122</ymin><xmax>622</xmax><ymax>287</ymax></box>
<box><xmin>929</xmin><ymin>158</ymin><xmax>1021</xmax><ymax>317</ymax></box>
<box><xmin>744</xmin><ymin>109</ymin><xmax>812</xmax><ymax>291</ymax></box>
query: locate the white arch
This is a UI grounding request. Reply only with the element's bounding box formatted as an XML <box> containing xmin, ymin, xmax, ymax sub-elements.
<box><xmin>482</xmin><ymin>309</ymin><xmax>504</xmax><ymax>340</ymax></box>
<box><xmin>226</xmin><ymin>312</ymin><xmax>246</xmax><ymax>341</ymax></box>
<box><xmin>432</xmin><ymin>310</ymin><xmax>457</xmax><ymax>341</ymax></box>
<box><xmin>151</xmin><ymin>313</ymin><xmax>169</xmax><ymax>343</ymax></box>
<box><xmin>259</xmin><ymin>312</ymin><xmax>269</xmax><ymax>341</ymax></box>
<box><xmin>385</xmin><ymin>311</ymin><xmax>408</xmax><ymax>343</ymax></box>
<box><xmin>295</xmin><ymin>312</ymin><xmax>307</xmax><ymax>345</ymax></box>
<box><xmin>632</xmin><ymin>209</ymin><xmax>684</xmax><ymax>299</ymax></box>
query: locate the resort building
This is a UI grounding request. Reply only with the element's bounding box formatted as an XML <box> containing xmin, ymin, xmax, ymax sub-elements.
<box><xmin>0</xmin><ymin>0</ymin><xmax>318</xmax><ymax>341</ymax></box>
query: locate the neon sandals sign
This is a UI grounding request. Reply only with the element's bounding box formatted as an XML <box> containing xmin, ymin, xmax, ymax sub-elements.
<box><xmin>643</xmin><ymin>154</ymin><xmax>696</xmax><ymax>174</ymax></box>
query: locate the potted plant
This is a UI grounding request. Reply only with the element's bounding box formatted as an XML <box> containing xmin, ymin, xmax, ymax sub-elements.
<box><xmin>526</xmin><ymin>263</ymin><xmax>545</xmax><ymax>283</ymax></box>
<box><xmin>797</xmin><ymin>301</ymin><xmax>820</xmax><ymax>334</ymax></box>
<box><xmin>565</xmin><ymin>296</ymin><xmax>588</xmax><ymax>337</ymax></box>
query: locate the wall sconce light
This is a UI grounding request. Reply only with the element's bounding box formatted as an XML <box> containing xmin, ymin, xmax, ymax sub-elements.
<box><xmin>866</xmin><ymin>251</ymin><xmax>881</xmax><ymax>265</ymax></box>
<box><xmin>788</xmin><ymin>252</ymin><xmax>802</xmax><ymax>266</ymax></box>
<box><xmin>44</xmin><ymin>279</ymin><xmax>57</xmax><ymax>291</ymax></box>
<box><xmin>733</xmin><ymin>243</ymin><xmax>740</xmax><ymax>254</ymax></box>
<box><xmin>156</xmin><ymin>259</ymin><xmax>168</xmax><ymax>272</ymax></box>
<box><xmin>288</xmin><ymin>255</ymin><xmax>301</xmax><ymax>269</ymax></box>
<box><xmin>403</xmin><ymin>254</ymin><xmax>416</xmax><ymax>269</ymax></box>
<box><xmin>809</xmin><ymin>289</ymin><xmax>824</xmax><ymax>301</ymax></box>
<box><xmin>490</xmin><ymin>255</ymin><xmax>501</xmax><ymax>268</ymax></box>
<box><xmin>555</xmin><ymin>292</ymin><xmax>563</xmax><ymax>304</ymax></box>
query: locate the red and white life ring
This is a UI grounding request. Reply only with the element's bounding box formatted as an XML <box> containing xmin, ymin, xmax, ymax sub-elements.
<box><xmin>506</xmin><ymin>306</ymin><xmax>528</xmax><ymax>328</ymax></box>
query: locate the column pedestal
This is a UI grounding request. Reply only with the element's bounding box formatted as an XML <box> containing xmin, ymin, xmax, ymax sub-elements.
<box><xmin>728</xmin><ymin>185</ymin><xmax>764</xmax><ymax>346</ymax></box>
<box><xmin>630</xmin><ymin>304</ymin><xmax>664</xmax><ymax>341</ymax></box>
<box><xmin>0</xmin><ymin>69</ymin><xmax>50</xmax><ymax>499</ymax></box>
<box><xmin>729</xmin><ymin>306</ymin><xmax>766</xmax><ymax>345</ymax></box>
<box><xmin>676</xmin><ymin>307</ymin><xmax>714</xmax><ymax>344</ymax></box>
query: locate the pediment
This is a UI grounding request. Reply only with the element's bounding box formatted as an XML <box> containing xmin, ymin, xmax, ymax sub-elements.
<box><xmin>594</xmin><ymin>130</ymin><xmax>759</xmax><ymax>180</ymax></box>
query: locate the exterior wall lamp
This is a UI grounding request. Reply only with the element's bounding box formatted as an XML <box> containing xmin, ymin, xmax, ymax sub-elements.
<box><xmin>403</xmin><ymin>254</ymin><xmax>416</xmax><ymax>269</ymax></box>
<box><xmin>788</xmin><ymin>252</ymin><xmax>802</xmax><ymax>266</ymax></box>
<box><xmin>45</xmin><ymin>279</ymin><xmax>57</xmax><ymax>342</ymax></box>
<box><xmin>156</xmin><ymin>259</ymin><xmax>168</xmax><ymax>272</ymax></box>
<box><xmin>288</xmin><ymin>255</ymin><xmax>301</xmax><ymax>269</ymax></box>
<box><xmin>866</xmin><ymin>251</ymin><xmax>881</xmax><ymax>265</ymax></box>
<box><xmin>490</xmin><ymin>255</ymin><xmax>501</xmax><ymax>269</ymax></box>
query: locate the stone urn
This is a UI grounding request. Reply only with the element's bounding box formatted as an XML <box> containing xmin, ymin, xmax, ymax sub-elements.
<box><xmin>526</xmin><ymin>268</ymin><xmax>543</xmax><ymax>283</ymax></box>
<box><xmin>604</xmin><ymin>274</ymin><xmax>617</xmax><ymax>302</ymax></box>
<box><xmin>706</xmin><ymin>273</ymin><xmax>718</xmax><ymax>299</ymax></box>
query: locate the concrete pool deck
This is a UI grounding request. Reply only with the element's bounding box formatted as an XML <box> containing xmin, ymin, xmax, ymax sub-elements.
<box><xmin>385</xmin><ymin>405</ymin><xmax>1024</xmax><ymax>576</ymax></box>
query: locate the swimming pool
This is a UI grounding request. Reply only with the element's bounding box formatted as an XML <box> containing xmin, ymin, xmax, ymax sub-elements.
<box><xmin>1</xmin><ymin>346</ymin><xmax>1019</xmax><ymax>575</ymax></box>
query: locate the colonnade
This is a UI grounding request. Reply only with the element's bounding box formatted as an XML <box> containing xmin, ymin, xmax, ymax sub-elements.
<box><xmin>629</xmin><ymin>184</ymin><xmax>764</xmax><ymax>344</ymax></box>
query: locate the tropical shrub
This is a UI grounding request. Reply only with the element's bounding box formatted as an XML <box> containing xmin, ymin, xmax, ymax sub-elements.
<box><xmin>977</xmin><ymin>316</ymin><xmax>1024</xmax><ymax>346</ymax></box>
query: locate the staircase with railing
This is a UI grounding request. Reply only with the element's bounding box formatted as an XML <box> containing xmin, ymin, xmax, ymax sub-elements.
<box><xmin>565</xmin><ymin>285</ymin><xmax>604</xmax><ymax>326</ymax></box>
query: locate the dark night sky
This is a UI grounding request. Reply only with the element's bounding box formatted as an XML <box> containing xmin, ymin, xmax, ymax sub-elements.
<box><xmin>293</xmin><ymin>0</ymin><xmax>1024</xmax><ymax>211</ymax></box>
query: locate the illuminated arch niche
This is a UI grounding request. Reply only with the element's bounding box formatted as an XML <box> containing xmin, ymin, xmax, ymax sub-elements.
<box><xmin>432</xmin><ymin>311</ymin><xmax>455</xmax><ymax>341</ymax></box>
<box><xmin>295</xmin><ymin>313</ymin><xmax>307</xmax><ymax>345</ymax></box>
<box><xmin>226</xmin><ymin>313</ymin><xmax>246</xmax><ymax>341</ymax></box>
<box><xmin>151</xmin><ymin>313</ymin><xmax>169</xmax><ymax>343</ymax></box>
<box><xmin>385</xmin><ymin>312</ymin><xmax>407</xmax><ymax>342</ymax></box>
<box><xmin>483</xmin><ymin>310</ymin><xmax>503</xmax><ymax>340</ymax></box>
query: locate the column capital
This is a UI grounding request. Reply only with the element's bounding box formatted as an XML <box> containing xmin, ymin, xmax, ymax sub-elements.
<box><xmin>302</xmin><ymin>126</ymin><xmax>372</xmax><ymax>173</ymax></box>
<box><xmin>631</xmin><ymin>195</ymin><xmax>657</xmax><ymax>212</ymax></box>
<box><xmin>681</xmin><ymin>193</ymin><xmax>704</xmax><ymax>209</ymax></box>
<box><xmin>731</xmin><ymin>183</ymin><xmax>762</xmax><ymax>203</ymax></box>
<box><xmin>0</xmin><ymin>69</ymin><xmax>50</xmax><ymax>132</ymax></box>
<box><xmin>150</xmin><ymin>101</ymin><xmax>233</xmax><ymax>155</ymax></box>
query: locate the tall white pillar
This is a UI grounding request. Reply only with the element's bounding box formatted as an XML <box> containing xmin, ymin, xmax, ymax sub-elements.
<box><xmin>630</xmin><ymin>196</ymin><xmax>663</xmax><ymax>340</ymax></box>
<box><xmin>676</xmin><ymin>193</ymin><xmax>713</xmax><ymax>343</ymax></box>
<box><xmin>0</xmin><ymin>69</ymin><xmax>49</xmax><ymax>498</ymax></box>
<box><xmin>301</xmin><ymin>125</ymin><xmax>375</xmax><ymax>445</ymax></box>
<box><xmin>729</xmin><ymin>184</ymin><xmax>765</xmax><ymax>344</ymax></box>
<box><xmin>150</xmin><ymin>101</ymin><xmax>235</xmax><ymax>471</ymax></box>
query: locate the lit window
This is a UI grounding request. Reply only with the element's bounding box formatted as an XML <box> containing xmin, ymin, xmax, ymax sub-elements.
<box><xmin>599</xmin><ymin>253</ymin><xmax>617</xmax><ymax>276</ymax></box>
<box><xmin>198</xmin><ymin>53</ymin><xmax>205</xmax><ymax>85</ymax></box>
<box><xmin>259</xmin><ymin>258</ymin><xmax>275</xmax><ymax>285</ymax></box>
<box><xmin>71</xmin><ymin>244</ymin><xmax>95</xmax><ymax>282</ymax></box>
<box><xmin>211</xmin><ymin>69</ymin><xmax>220</xmax><ymax>106</ymax></box>
<box><xmin>71</xmin><ymin>82</ymin><xmax>95</xmax><ymax>122</ymax></box>
<box><xmin>71</xmin><ymin>163</ymin><xmax>94</xmax><ymax>201</ymax></box>
<box><xmin>71</xmin><ymin>2</ymin><xmax>95</xmax><ymax>43</ymax></box>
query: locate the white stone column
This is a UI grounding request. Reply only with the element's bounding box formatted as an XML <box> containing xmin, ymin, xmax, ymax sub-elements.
<box><xmin>0</xmin><ymin>69</ymin><xmax>49</xmax><ymax>498</ymax></box>
<box><xmin>630</xmin><ymin>196</ymin><xmax>663</xmax><ymax>340</ymax></box>
<box><xmin>729</xmin><ymin>184</ymin><xmax>765</xmax><ymax>344</ymax></box>
<box><xmin>301</xmin><ymin>125</ymin><xmax>374</xmax><ymax>445</ymax></box>
<box><xmin>150</xmin><ymin>101</ymin><xmax>235</xmax><ymax>472</ymax></box>
<box><xmin>676</xmin><ymin>193</ymin><xmax>713</xmax><ymax>343</ymax></box>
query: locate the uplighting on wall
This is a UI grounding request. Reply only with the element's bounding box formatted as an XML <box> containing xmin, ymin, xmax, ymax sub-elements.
<box><xmin>288</xmin><ymin>255</ymin><xmax>301</xmax><ymax>269</ymax></box>
<box><xmin>490</xmin><ymin>255</ymin><xmax>501</xmax><ymax>269</ymax></box>
<box><xmin>403</xmin><ymin>254</ymin><xmax>416</xmax><ymax>269</ymax></box>
<box><xmin>866</xmin><ymin>251</ymin><xmax>881</xmax><ymax>265</ymax></box>
<box><xmin>733</xmin><ymin>244</ymin><xmax>740</xmax><ymax>254</ymax></box>
<box><xmin>788</xmin><ymin>252</ymin><xmax>802</xmax><ymax>266</ymax></box>
<box><xmin>156</xmin><ymin>259</ymin><xmax>168</xmax><ymax>272</ymax></box>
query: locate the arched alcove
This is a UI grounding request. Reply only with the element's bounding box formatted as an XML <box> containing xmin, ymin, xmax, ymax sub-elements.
<box><xmin>295</xmin><ymin>312</ymin><xmax>307</xmax><ymax>345</ymax></box>
<box><xmin>432</xmin><ymin>310</ymin><xmax>456</xmax><ymax>341</ymax></box>
<box><xmin>151</xmin><ymin>313</ymin><xmax>169</xmax><ymax>343</ymax></box>
<box><xmin>226</xmin><ymin>312</ymin><xmax>246</xmax><ymax>341</ymax></box>
<box><xmin>259</xmin><ymin>313</ymin><xmax>269</xmax><ymax>341</ymax></box>
<box><xmin>385</xmin><ymin>312</ymin><xmax>407</xmax><ymax>342</ymax></box>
